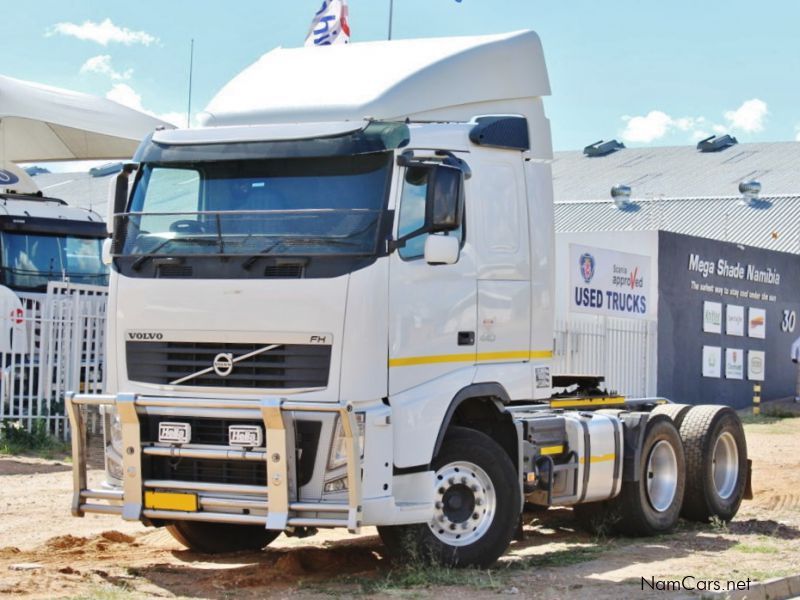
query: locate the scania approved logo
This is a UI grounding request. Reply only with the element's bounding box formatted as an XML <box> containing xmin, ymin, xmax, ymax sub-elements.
<box><xmin>579</xmin><ymin>253</ymin><xmax>596</xmax><ymax>284</ymax></box>
<box><xmin>213</xmin><ymin>353</ymin><xmax>234</xmax><ymax>377</ymax></box>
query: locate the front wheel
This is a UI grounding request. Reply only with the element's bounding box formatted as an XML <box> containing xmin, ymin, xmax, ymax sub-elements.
<box><xmin>166</xmin><ymin>521</ymin><xmax>281</xmax><ymax>554</ymax></box>
<box><xmin>378</xmin><ymin>426</ymin><xmax>520</xmax><ymax>568</ymax></box>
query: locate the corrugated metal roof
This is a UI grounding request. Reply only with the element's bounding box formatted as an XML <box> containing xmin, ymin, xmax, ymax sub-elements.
<box><xmin>553</xmin><ymin>141</ymin><xmax>800</xmax><ymax>201</ymax></box>
<box><xmin>555</xmin><ymin>195</ymin><xmax>800</xmax><ymax>253</ymax></box>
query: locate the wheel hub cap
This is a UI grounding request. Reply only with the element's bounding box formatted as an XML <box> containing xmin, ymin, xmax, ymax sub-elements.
<box><xmin>646</xmin><ymin>440</ymin><xmax>678</xmax><ymax>512</ymax></box>
<box><xmin>429</xmin><ymin>461</ymin><xmax>496</xmax><ymax>547</ymax></box>
<box><xmin>712</xmin><ymin>431</ymin><xmax>739</xmax><ymax>500</ymax></box>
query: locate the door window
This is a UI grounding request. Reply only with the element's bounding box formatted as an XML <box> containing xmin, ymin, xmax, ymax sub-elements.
<box><xmin>397</xmin><ymin>166</ymin><xmax>463</xmax><ymax>260</ymax></box>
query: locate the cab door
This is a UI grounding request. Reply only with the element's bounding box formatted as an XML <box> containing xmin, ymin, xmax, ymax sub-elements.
<box><xmin>388</xmin><ymin>159</ymin><xmax>477</xmax><ymax>395</ymax></box>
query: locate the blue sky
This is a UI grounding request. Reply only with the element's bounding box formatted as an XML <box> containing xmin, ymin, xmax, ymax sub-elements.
<box><xmin>2</xmin><ymin>1</ymin><xmax>799</xmax><ymax>151</ymax></box>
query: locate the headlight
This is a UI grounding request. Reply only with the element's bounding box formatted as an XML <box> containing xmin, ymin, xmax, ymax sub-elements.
<box><xmin>327</xmin><ymin>413</ymin><xmax>365</xmax><ymax>470</ymax></box>
<box><xmin>102</xmin><ymin>406</ymin><xmax>124</xmax><ymax>483</ymax></box>
<box><xmin>103</xmin><ymin>406</ymin><xmax>123</xmax><ymax>451</ymax></box>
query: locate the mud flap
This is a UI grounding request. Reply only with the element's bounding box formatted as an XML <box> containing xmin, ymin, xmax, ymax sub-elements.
<box><xmin>744</xmin><ymin>459</ymin><xmax>754</xmax><ymax>500</ymax></box>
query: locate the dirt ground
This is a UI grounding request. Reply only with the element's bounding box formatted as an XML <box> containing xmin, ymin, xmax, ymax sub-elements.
<box><xmin>2</xmin><ymin>415</ymin><xmax>800</xmax><ymax>599</ymax></box>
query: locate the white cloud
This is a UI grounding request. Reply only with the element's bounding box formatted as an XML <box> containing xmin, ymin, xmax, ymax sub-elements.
<box><xmin>48</xmin><ymin>18</ymin><xmax>157</xmax><ymax>46</ymax></box>
<box><xmin>620</xmin><ymin>99</ymin><xmax>769</xmax><ymax>145</ymax></box>
<box><xmin>724</xmin><ymin>99</ymin><xmax>768</xmax><ymax>133</ymax></box>
<box><xmin>105</xmin><ymin>83</ymin><xmax>187</xmax><ymax>128</ymax></box>
<box><xmin>795</xmin><ymin>125</ymin><xmax>800</xmax><ymax>142</ymax></box>
<box><xmin>621</xmin><ymin>110</ymin><xmax>673</xmax><ymax>143</ymax></box>
<box><xmin>80</xmin><ymin>55</ymin><xmax>132</xmax><ymax>81</ymax></box>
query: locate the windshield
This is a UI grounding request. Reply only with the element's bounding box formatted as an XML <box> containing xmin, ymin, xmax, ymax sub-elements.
<box><xmin>0</xmin><ymin>233</ymin><xmax>108</xmax><ymax>291</ymax></box>
<box><xmin>119</xmin><ymin>153</ymin><xmax>392</xmax><ymax>258</ymax></box>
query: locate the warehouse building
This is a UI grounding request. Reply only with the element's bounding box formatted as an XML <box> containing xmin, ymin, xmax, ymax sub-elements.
<box><xmin>552</xmin><ymin>137</ymin><xmax>800</xmax><ymax>408</ymax></box>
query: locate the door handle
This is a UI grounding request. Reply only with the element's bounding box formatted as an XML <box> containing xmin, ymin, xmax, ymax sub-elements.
<box><xmin>458</xmin><ymin>331</ymin><xmax>475</xmax><ymax>346</ymax></box>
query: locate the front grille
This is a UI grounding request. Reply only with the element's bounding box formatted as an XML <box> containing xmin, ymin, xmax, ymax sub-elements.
<box><xmin>141</xmin><ymin>417</ymin><xmax>321</xmax><ymax>488</ymax></box>
<box><xmin>148</xmin><ymin>457</ymin><xmax>269</xmax><ymax>487</ymax></box>
<box><xmin>127</xmin><ymin>341</ymin><xmax>331</xmax><ymax>389</ymax></box>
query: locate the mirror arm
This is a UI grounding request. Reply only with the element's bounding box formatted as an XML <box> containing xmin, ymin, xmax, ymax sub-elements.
<box><xmin>387</xmin><ymin>225</ymin><xmax>433</xmax><ymax>253</ymax></box>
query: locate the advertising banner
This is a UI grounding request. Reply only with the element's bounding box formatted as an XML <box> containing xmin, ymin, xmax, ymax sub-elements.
<box><xmin>658</xmin><ymin>231</ymin><xmax>800</xmax><ymax>408</ymax></box>
<box><xmin>748</xmin><ymin>350</ymin><xmax>766</xmax><ymax>381</ymax></box>
<box><xmin>702</xmin><ymin>346</ymin><xmax>722</xmax><ymax>378</ymax></box>
<box><xmin>726</xmin><ymin>305</ymin><xmax>745</xmax><ymax>336</ymax></box>
<box><xmin>725</xmin><ymin>348</ymin><xmax>744</xmax><ymax>380</ymax></box>
<box><xmin>703</xmin><ymin>301</ymin><xmax>723</xmax><ymax>334</ymax></box>
<box><xmin>569</xmin><ymin>244</ymin><xmax>653</xmax><ymax>319</ymax></box>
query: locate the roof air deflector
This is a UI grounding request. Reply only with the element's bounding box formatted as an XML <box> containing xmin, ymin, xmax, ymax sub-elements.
<box><xmin>696</xmin><ymin>134</ymin><xmax>738</xmax><ymax>153</ymax></box>
<box><xmin>583</xmin><ymin>139</ymin><xmax>625</xmax><ymax>157</ymax></box>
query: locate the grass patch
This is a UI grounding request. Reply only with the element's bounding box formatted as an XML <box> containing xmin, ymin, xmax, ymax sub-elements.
<box><xmin>740</xmin><ymin>407</ymin><xmax>798</xmax><ymax>425</ymax></box>
<box><xmin>365</xmin><ymin>564</ymin><xmax>501</xmax><ymax>594</ymax></box>
<box><xmin>308</xmin><ymin>542</ymin><xmax>609</xmax><ymax>596</ymax></box>
<box><xmin>67</xmin><ymin>583</ymin><xmax>136</xmax><ymax>599</ymax></box>
<box><xmin>0</xmin><ymin>419</ymin><xmax>69</xmax><ymax>460</ymax></box>
<box><xmin>506</xmin><ymin>544</ymin><xmax>607</xmax><ymax>569</ymax></box>
<box><xmin>733</xmin><ymin>538</ymin><xmax>779</xmax><ymax>555</ymax></box>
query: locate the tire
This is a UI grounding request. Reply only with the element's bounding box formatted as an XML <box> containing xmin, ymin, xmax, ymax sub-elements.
<box><xmin>166</xmin><ymin>521</ymin><xmax>281</xmax><ymax>554</ymax></box>
<box><xmin>377</xmin><ymin>426</ymin><xmax>520</xmax><ymax>568</ymax></box>
<box><xmin>613</xmin><ymin>416</ymin><xmax>686</xmax><ymax>536</ymax></box>
<box><xmin>650</xmin><ymin>403</ymin><xmax>692</xmax><ymax>429</ymax></box>
<box><xmin>679</xmin><ymin>405</ymin><xmax>748</xmax><ymax>522</ymax></box>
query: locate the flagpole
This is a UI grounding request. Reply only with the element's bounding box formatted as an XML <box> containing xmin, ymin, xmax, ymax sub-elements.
<box><xmin>186</xmin><ymin>38</ymin><xmax>194</xmax><ymax>129</ymax></box>
<box><xmin>388</xmin><ymin>0</ymin><xmax>394</xmax><ymax>40</ymax></box>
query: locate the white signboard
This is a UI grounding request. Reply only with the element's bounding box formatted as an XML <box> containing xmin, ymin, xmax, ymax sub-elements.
<box><xmin>725</xmin><ymin>348</ymin><xmax>744</xmax><ymax>380</ymax></box>
<box><xmin>726</xmin><ymin>305</ymin><xmax>744</xmax><ymax>336</ymax></box>
<box><xmin>703</xmin><ymin>301</ymin><xmax>723</xmax><ymax>334</ymax></box>
<box><xmin>569</xmin><ymin>244</ymin><xmax>653</xmax><ymax>319</ymax></box>
<box><xmin>748</xmin><ymin>350</ymin><xmax>766</xmax><ymax>381</ymax></box>
<box><xmin>748</xmin><ymin>307</ymin><xmax>766</xmax><ymax>339</ymax></box>
<box><xmin>702</xmin><ymin>346</ymin><xmax>721</xmax><ymax>378</ymax></box>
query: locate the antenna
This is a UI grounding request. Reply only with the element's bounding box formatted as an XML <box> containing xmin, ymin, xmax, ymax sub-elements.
<box><xmin>186</xmin><ymin>38</ymin><xmax>195</xmax><ymax>129</ymax></box>
<box><xmin>388</xmin><ymin>0</ymin><xmax>394</xmax><ymax>40</ymax></box>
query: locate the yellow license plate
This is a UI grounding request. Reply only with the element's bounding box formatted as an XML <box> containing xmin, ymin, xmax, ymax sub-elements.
<box><xmin>144</xmin><ymin>490</ymin><xmax>198</xmax><ymax>512</ymax></box>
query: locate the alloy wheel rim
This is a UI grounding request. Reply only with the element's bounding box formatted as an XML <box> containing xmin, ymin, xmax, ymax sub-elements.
<box><xmin>646</xmin><ymin>440</ymin><xmax>679</xmax><ymax>512</ymax></box>
<box><xmin>429</xmin><ymin>461</ymin><xmax>496</xmax><ymax>546</ymax></box>
<box><xmin>712</xmin><ymin>431</ymin><xmax>739</xmax><ymax>500</ymax></box>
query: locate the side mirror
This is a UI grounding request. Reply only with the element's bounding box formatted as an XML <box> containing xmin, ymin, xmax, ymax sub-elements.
<box><xmin>424</xmin><ymin>234</ymin><xmax>460</xmax><ymax>265</ymax></box>
<box><xmin>425</xmin><ymin>164</ymin><xmax>464</xmax><ymax>233</ymax></box>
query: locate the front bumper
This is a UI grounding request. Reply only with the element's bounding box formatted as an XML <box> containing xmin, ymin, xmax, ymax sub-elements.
<box><xmin>66</xmin><ymin>392</ymin><xmax>362</xmax><ymax>532</ymax></box>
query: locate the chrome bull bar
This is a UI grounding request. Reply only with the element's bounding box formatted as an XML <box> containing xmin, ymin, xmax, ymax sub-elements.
<box><xmin>66</xmin><ymin>393</ymin><xmax>363</xmax><ymax>533</ymax></box>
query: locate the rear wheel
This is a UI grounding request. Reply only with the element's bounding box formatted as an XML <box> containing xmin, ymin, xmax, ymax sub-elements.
<box><xmin>617</xmin><ymin>417</ymin><xmax>685</xmax><ymax>535</ymax></box>
<box><xmin>650</xmin><ymin>403</ymin><xmax>692</xmax><ymax>429</ymax></box>
<box><xmin>679</xmin><ymin>405</ymin><xmax>748</xmax><ymax>522</ymax></box>
<box><xmin>166</xmin><ymin>521</ymin><xmax>281</xmax><ymax>554</ymax></box>
<box><xmin>378</xmin><ymin>426</ymin><xmax>519</xmax><ymax>567</ymax></box>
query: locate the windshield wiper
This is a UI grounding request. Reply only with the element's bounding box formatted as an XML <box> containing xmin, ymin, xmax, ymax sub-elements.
<box><xmin>131</xmin><ymin>237</ymin><xmax>216</xmax><ymax>271</ymax></box>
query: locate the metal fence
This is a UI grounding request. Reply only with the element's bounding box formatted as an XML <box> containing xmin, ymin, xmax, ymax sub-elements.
<box><xmin>0</xmin><ymin>282</ymin><xmax>107</xmax><ymax>439</ymax></box>
<box><xmin>554</xmin><ymin>315</ymin><xmax>657</xmax><ymax>398</ymax></box>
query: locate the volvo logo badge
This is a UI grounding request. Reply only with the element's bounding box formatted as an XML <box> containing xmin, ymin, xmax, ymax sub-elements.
<box><xmin>213</xmin><ymin>353</ymin><xmax>234</xmax><ymax>377</ymax></box>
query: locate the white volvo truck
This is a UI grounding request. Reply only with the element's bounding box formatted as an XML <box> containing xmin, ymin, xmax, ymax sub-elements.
<box><xmin>66</xmin><ymin>31</ymin><xmax>750</xmax><ymax>567</ymax></box>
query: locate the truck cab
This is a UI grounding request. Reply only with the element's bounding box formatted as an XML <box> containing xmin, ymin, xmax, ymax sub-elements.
<box><xmin>67</xmin><ymin>31</ymin><xmax>749</xmax><ymax>567</ymax></box>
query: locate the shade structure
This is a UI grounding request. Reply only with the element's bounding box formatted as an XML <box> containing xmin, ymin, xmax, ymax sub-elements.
<box><xmin>0</xmin><ymin>74</ymin><xmax>173</xmax><ymax>163</ymax></box>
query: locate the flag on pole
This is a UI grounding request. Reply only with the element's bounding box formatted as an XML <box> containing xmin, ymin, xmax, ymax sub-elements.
<box><xmin>305</xmin><ymin>0</ymin><xmax>350</xmax><ymax>47</ymax></box>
